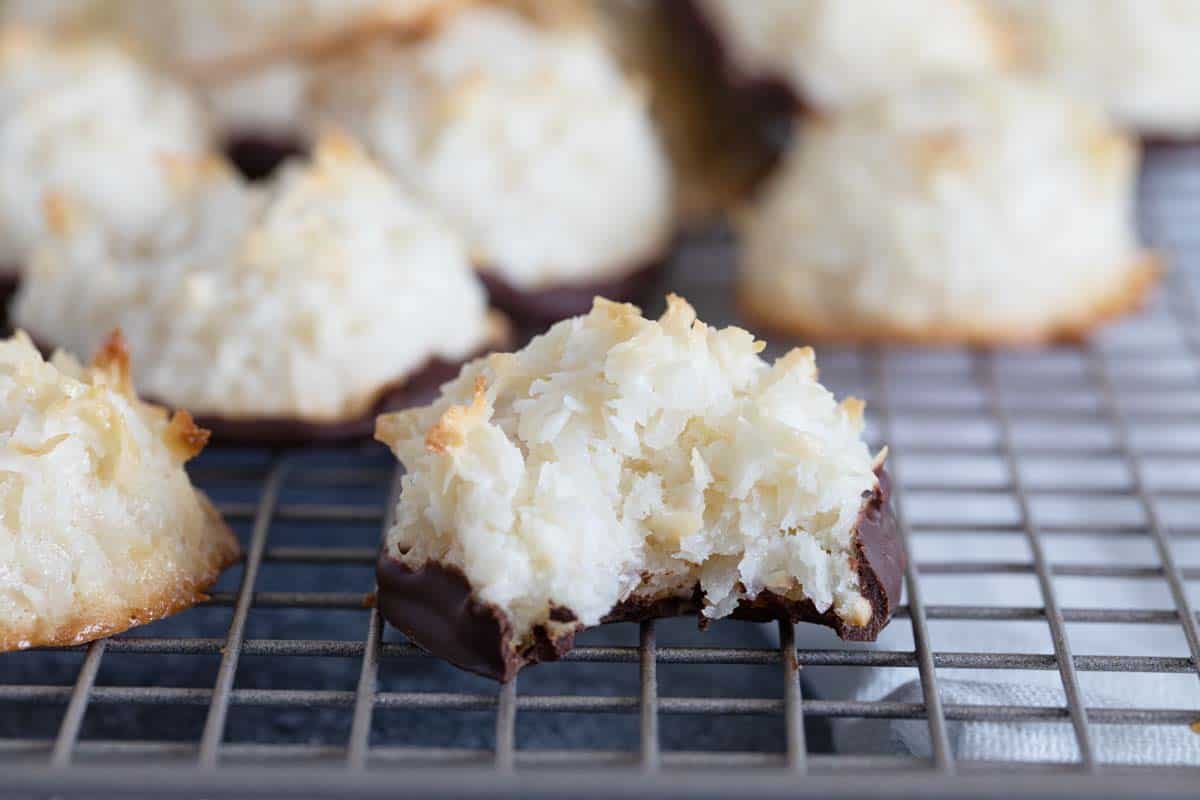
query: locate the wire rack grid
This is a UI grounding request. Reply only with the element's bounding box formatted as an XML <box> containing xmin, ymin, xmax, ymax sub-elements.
<box><xmin>3</xmin><ymin>147</ymin><xmax>1200</xmax><ymax>799</ymax></box>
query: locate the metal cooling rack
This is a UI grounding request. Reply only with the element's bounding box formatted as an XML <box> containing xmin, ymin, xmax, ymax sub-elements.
<box><xmin>3</xmin><ymin>146</ymin><xmax>1200</xmax><ymax>799</ymax></box>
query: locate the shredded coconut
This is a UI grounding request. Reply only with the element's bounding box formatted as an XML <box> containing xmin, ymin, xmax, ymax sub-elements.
<box><xmin>0</xmin><ymin>330</ymin><xmax>238</xmax><ymax>651</ymax></box>
<box><xmin>739</xmin><ymin>76</ymin><xmax>1148</xmax><ymax>340</ymax></box>
<box><xmin>13</xmin><ymin>135</ymin><xmax>492</xmax><ymax>422</ymax></box>
<box><xmin>695</xmin><ymin>0</ymin><xmax>1006</xmax><ymax>110</ymax></box>
<box><xmin>307</xmin><ymin>5</ymin><xmax>673</xmax><ymax>290</ymax></box>
<box><xmin>4</xmin><ymin>0</ymin><xmax>450</xmax><ymax>138</ymax></box>
<box><xmin>0</xmin><ymin>29</ymin><xmax>210</xmax><ymax>269</ymax></box>
<box><xmin>376</xmin><ymin>295</ymin><xmax>878</xmax><ymax>645</ymax></box>
<box><xmin>136</xmin><ymin>0</ymin><xmax>453</xmax><ymax>137</ymax></box>
<box><xmin>991</xmin><ymin>0</ymin><xmax>1200</xmax><ymax>138</ymax></box>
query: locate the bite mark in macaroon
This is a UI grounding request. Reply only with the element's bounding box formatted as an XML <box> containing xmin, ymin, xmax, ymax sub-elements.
<box><xmin>375</xmin><ymin>295</ymin><xmax>903</xmax><ymax>680</ymax></box>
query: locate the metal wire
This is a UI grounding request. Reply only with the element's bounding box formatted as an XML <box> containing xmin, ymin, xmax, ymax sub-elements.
<box><xmin>872</xmin><ymin>352</ymin><xmax>955</xmax><ymax>773</ymax></box>
<box><xmin>639</xmin><ymin>620</ymin><xmax>660</xmax><ymax>771</ymax></box>
<box><xmin>4</xmin><ymin>148</ymin><xmax>1200</xmax><ymax>797</ymax></box>
<box><xmin>199</xmin><ymin>460</ymin><xmax>288</xmax><ymax>767</ymax></box>
<box><xmin>11</xmin><ymin>761</ymin><xmax>1200</xmax><ymax>800</ymax></box>
<box><xmin>494</xmin><ymin>679</ymin><xmax>517</xmax><ymax>772</ymax></box>
<box><xmin>347</xmin><ymin>470</ymin><xmax>402</xmax><ymax>771</ymax></box>
<box><xmin>1091</xmin><ymin>307</ymin><xmax>1200</xmax><ymax>684</ymax></box>
<box><xmin>347</xmin><ymin>607</ymin><xmax>382</xmax><ymax>768</ymax></box>
<box><xmin>978</xmin><ymin>354</ymin><xmax>1096</xmax><ymax>768</ymax></box>
<box><xmin>49</xmin><ymin>639</ymin><xmax>105</xmax><ymax>768</ymax></box>
<box><xmin>0</xmin><ymin>642</ymin><xmax>1193</xmax><ymax>677</ymax></box>
<box><xmin>778</xmin><ymin>620</ymin><xmax>806</xmax><ymax>772</ymax></box>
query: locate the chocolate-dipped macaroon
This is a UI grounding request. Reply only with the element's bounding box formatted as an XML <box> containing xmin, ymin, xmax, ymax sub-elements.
<box><xmin>988</xmin><ymin>0</ymin><xmax>1200</xmax><ymax>143</ymax></box>
<box><xmin>375</xmin><ymin>295</ymin><xmax>902</xmax><ymax>681</ymax></box>
<box><xmin>43</xmin><ymin>0</ymin><xmax>466</xmax><ymax>179</ymax></box>
<box><xmin>686</xmin><ymin>0</ymin><xmax>1008</xmax><ymax>115</ymax></box>
<box><xmin>167</xmin><ymin>0</ymin><xmax>472</xmax><ymax>179</ymax></box>
<box><xmin>308</xmin><ymin>4</ymin><xmax>675</xmax><ymax>324</ymax></box>
<box><xmin>738</xmin><ymin>75</ymin><xmax>1159</xmax><ymax>345</ymax></box>
<box><xmin>12</xmin><ymin>134</ymin><xmax>507</xmax><ymax>445</ymax></box>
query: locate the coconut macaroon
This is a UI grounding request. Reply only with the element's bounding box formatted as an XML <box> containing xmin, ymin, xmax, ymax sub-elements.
<box><xmin>990</xmin><ymin>0</ymin><xmax>1200</xmax><ymax>140</ymax></box>
<box><xmin>112</xmin><ymin>0</ymin><xmax>463</xmax><ymax>178</ymax></box>
<box><xmin>689</xmin><ymin>0</ymin><xmax>1009</xmax><ymax>113</ymax></box>
<box><xmin>13</xmin><ymin>135</ymin><xmax>502</xmax><ymax>443</ymax></box>
<box><xmin>738</xmin><ymin>76</ymin><xmax>1159</xmax><ymax>345</ymax></box>
<box><xmin>374</xmin><ymin>296</ymin><xmax>902</xmax><ymax>680</ymax></box>
<box><xmin>0</xmin><ymin>28</ymin><xmax>209</xmax><ymax>284</ymax></box>
<box><xmin>2</xmin><ymin>0</ymin><xmax>467</xmax><ymax>178</ymax></box>
<box><xmin>0</xmin><ymin>330</ymin><xmax>240</xmax><ymax>652</ymax></box>
<box><xmin>308</xmin><ymin>5</ymin><xmax>674</xmax><ymax>322</ymax></box>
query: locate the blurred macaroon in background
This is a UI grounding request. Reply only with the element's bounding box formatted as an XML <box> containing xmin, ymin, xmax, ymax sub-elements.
<box><xmin>0</xmin><ymin>0</ymin><xmax>1195</xmax><ymax>407</ymax></box>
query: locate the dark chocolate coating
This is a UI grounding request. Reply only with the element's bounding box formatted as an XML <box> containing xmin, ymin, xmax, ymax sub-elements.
<box><xmin>671</xmin><ymin>0</ymin><xmax>805</xmax><ymax>119</ymax></box>
<box><xmin>376</xmin><ymin>468</ymin><xmax>904</xmax><ymax>681</ymax></box>
<box><xmin>0</xmin><ymin>268</ymin><xmax>18</xmax><ymax>318</ymax></box>
<box><xmin>375</xmin><ymin>559</ymin><xmax>579</xmax><ymax>683</ymax></box>
<box><xmin>225</xmin><ymin>133</ymin><xmax>308</xmax><ymax>181</ymax></box>
<box><xmin>26</xmin><ymin>334</ymin><xmax>492</xmax><ymax>447</ymax></box>
<box><xmin>1143</xmin><ymin>137</ymin><xmax>1200</xmax><ymax>151</ymax></box>
<box><xmin>192</xmin><ymin>356</ymin><xmax>465</xmax><ymax>447</ymax></box>
<box><xmin>479</xmin><ymin>260</ymin><xmax>665</xmax><ymax>326</ymax></box>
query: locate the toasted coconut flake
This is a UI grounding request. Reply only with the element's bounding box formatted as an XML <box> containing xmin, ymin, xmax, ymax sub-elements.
<box><xmin>425</xmin><ymin>376</ymin><xmax>489</xmax><ymax>454</ymax></box>
<box><xmin>91</xmin><ymin>330</ymin><xmax>134</xmax><ymax>397</ymax></box>
<box><xmin>165</xmin><ymin>410</ymin><xmax>211</xmax><ymax>463</ymax></box>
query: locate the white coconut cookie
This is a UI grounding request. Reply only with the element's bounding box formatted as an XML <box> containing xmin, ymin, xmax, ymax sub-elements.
<box><xmin>0</xmin><ymin>28</ymin><xmax>210</xmax><ymax>275</ymax></box>
<box><xmin>692</xmin><ymin>0</ymin><xmax>1008</xmax><ymax>111</ymax></box>
<box><xmin>739</xmin><ymin>76</ymin><xmax>1158</xmax><ymax>345</ymax></box>
<box><xmin>374</xmin><ymin>295</ymin><xmax>902</xmax><ymax>680</ymax></box>
<box><xmin>135</xmin><ymin>0</ymin><xmax>461</xmax><ymax>152</ymax></box>
<box><xmin>990</xmin><ymin>0</ymin><xmax>1200</xmax><ymax>139</ymax></box>
<box><xmin>3</xmin><ymin>0</ymin><xmax>461</xmax><ymax>141</ymax></box>
<box><xmin>0</xmin><ymin>330</ymin><xmax>239</xmax><ymax>652</ymax></box>
<box><xmin>12</xmin><ymin>135</ymin><xmax>500</xmax><ymax>436</ymax></box>
<box><xmin>307</xmin><ymin>5</ymin><xmax>673</xmax><ymax>305</ymax></box>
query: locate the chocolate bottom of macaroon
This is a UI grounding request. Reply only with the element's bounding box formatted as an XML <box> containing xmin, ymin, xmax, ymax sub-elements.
<box><xmin>192</xmin><ymin>356</ymin><xmax>468</xmax><ymax>447</ymax></box>
<box><xmin>1143</xmin><ymin>137</ymin><xmax>1200</xmax><ymax>153</ymax></box>
<box><xmin>224</xmin><ymin>133</ymin><xmax>308</xmax><ymax>181</ymax></box>
<box><xmin>479</xmin><ymin>260</ymin><xmax>666</xmax><ymax>327</ymax></box>
<box><xmin>0</xmin><ymin>268</ymin><xmax>18</xmax><ymax>322</ymax></box>
<box><xmin>376</xmin><ymin>468</ymin><xmax>903</xmax><ymax>682</ymax></box>
<box><xmin>671</xmin><ymin>0</ymin><xmax>801</xmax><ymax>117</ymax></box>
<box><xmin>26</xmin><ymin>330</ymin><xmax>500</xmax><ymax>447</ymax></box>
<box><xmin>376</xmin><ymin>558</ymin><xmax>581</xmax><ymax>683</ymax></box>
